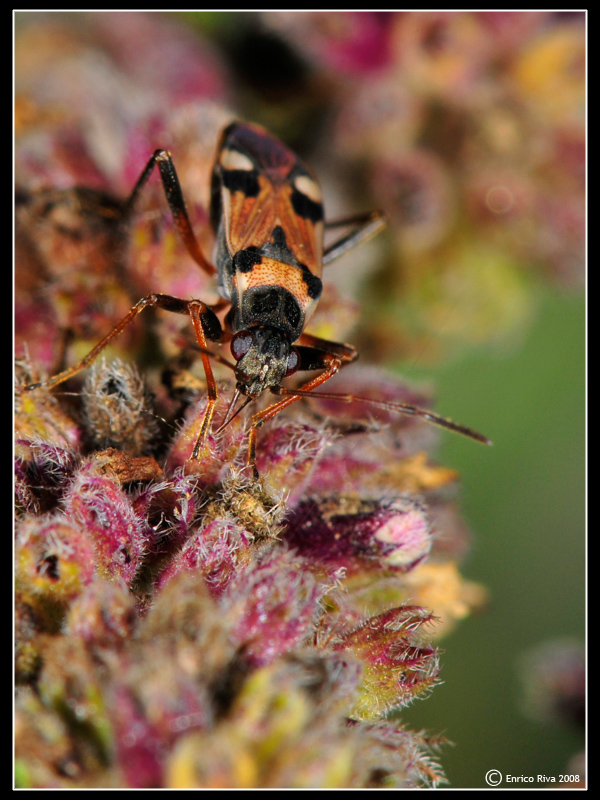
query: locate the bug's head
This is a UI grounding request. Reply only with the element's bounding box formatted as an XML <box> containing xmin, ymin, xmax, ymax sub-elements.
<box><xmin>230</xmin><ymin>327</ymin><xmax>300</xmax><ymax>398</ymax></box>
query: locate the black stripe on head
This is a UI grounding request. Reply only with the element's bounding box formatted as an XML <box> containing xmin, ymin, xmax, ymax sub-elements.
<box><xmin>247</xmin><ymin>288</ymin><xmax>280</xmax><ymax>316</ymax></box>
<box><xmin>284</xmin><ymin>293</ymin><xmax>302</xmax><ymax>329</ymax></box>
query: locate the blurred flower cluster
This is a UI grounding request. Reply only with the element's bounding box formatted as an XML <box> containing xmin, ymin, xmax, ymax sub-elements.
<box><xmin>517</xmin><ymin>639</ymin><xmax>585</xmax><ymax>788</ymax></box>
<box><xmin>262</xmin><ymin>11</ymin><xmax>585</xmax><ymax>361</ymax></box>
<box><xmin>15</xmin><ymin>13</ymin><xmax>491</xmax><ymax>788</ymax></box>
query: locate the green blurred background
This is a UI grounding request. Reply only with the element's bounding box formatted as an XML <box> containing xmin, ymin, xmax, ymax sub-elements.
<box><xmin>399</xmin><ymin>287</ymin><xmax>585</xmax><ymax>787</ymax></box>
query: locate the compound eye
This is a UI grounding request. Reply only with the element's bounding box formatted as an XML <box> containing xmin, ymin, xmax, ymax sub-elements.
<box><xmin>231</xmin><ymin>330</ymin><xmax>253</xmax><ymax>361</ymax></box>
<box><xmin>285</xmin><ymin>347</ymin><xmax>300</xmax><ymax>377</ymax></box>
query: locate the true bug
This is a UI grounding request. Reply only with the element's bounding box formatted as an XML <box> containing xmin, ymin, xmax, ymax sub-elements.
<box><xmin>24</xmin><ymin>121</ymin><xmax>490</xmax><ymax>476</ymax></box>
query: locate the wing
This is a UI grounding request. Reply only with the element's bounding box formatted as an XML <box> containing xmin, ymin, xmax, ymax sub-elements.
<box><xmin>213</xmin><ymin>122</ymin><xmax>324</xmax><ymax>279</ymax></box>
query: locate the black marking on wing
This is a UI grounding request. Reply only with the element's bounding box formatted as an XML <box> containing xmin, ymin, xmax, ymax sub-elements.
<box><xmin>222</xmin><ymin>169</ymin><xmax>260</xmax><ymax>198</ymax></box>
<box><xmin>290</xmin><ymin>187</ymin><xmax>324</xmax><ymax>223</ymax></box>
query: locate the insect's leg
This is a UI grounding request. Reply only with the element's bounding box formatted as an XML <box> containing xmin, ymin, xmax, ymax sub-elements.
<box><xmin>279</xmin><ymin>383</ymin><xmax>492</xmax><ymax>445</ymax></box>
<box><xmin>246</xmin><ymin>351</ymin><xmax>344</xmax><ymax>479</ymax></box>
<box><xmin>295</xmin><ymin>332</ymin><xmax>358</xmax><ymax>364</ymax></box>
<box><xmin>23</xmin><ymin>293</ymin><xmax>222</xmax><ymax>394</ymax></box>
<box><xmin>323</xmin><ymin>210</ymin><xmax>387</xmax><ymax>266</ymax></box>
<box><xmin>245</xmin><ymin>334</ymin><xmax>357</xmax><ymax>476</ymax></box>
<box><xmin>187</xmin><ymin>300</ymin><xmax>222</xmax><ymax>458</ymax></box>
<box><xmin>324</xmin><ymin>211</ymin><xmax>385</xmax><ymax>230</ymax></box>
<box><xmin>124</xmin><ymin>149</ymin><xmax>216</xmax><ymax>277</ymax></box>
<box><xmin>280</xmin><ymin>337</ymin><xmax>492</xmax><ymax>446</ymax></box>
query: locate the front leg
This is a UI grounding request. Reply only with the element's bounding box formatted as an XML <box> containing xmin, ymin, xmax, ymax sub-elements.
<box><xmin>23</xmin><ymin>293</ymin><xmax>224</xmax><ymax>458</ymax></box>
<box><xmin>246</xmin><ymin>332</ymin><xmax>491</xmax><ymax>477</ymax></box>
<box><xmin>295</xmin><ymin>332</ymin><xmax>358</xmax><ymax>365</ymax></box>
<box><xmin>246</xmin><ymin>348</ymin><xmax>344</xmax><ymax>479</ymax></box>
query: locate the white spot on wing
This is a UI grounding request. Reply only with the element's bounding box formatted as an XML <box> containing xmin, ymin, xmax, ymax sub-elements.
<box><xmin>294</xmin><ymin>174</ymin><xmax>322</xmax><ymax>203</ymax></box>
<box><xmin>220</xmin><ymin>148</ymin><xmax>254</xmax><ymax>171</ymax></box>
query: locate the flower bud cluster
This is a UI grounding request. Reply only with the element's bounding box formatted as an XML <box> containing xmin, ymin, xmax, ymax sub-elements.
<box><xmin>16</xmin><ymin>353</ymin><xmax>484</xmax><ymax>788</ymax></box>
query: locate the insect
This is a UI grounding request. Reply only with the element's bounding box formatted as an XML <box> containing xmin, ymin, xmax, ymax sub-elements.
<box><xmin>24</xmin><ymin>121</ymin><xmax>491</xmax><ymax>476</ymax></box>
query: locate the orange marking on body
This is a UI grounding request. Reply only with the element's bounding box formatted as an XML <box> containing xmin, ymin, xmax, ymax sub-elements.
<box><xmin>234</xmin><ymin>258</ymin><xmax>319</xmax><ymax>320</ymax></box>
